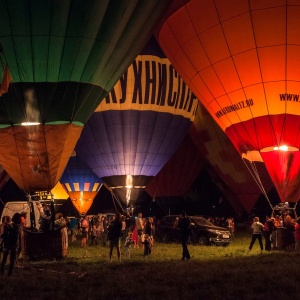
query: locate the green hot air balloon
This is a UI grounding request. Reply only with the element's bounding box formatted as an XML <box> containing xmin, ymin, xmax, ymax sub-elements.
<box><xmin>0</xmin><ymin>0</ymin><xmax>171</xmax><ymax>193</ymax></box>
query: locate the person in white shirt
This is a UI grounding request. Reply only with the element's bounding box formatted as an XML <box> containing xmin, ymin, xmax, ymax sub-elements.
<box><xmin>249</xmin><ymin>216</ymin><xmax>264</xmax><ymax>250</ymax></box>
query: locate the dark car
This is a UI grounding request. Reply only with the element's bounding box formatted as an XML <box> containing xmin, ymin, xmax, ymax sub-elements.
<box><xmin>155</xmin><ymin>215</ymin><xmax>231</xmax><ymax>246</ymax></box>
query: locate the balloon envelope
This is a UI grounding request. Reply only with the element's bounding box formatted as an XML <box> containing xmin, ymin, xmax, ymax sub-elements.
<box><xmin>60</xmin><ymin>156</ymin><xmax>103</xmax><ymax>216</ymax></box>
<box><xmin>157</xmin><ymin>0</ymin><xmax>300</xmax><ymax>203</ymax></box>
<box><xmin>76</xmin><ymin>37</ymin><xmax>198</xmax><ymax>206</ymax></box>
<box><xmin>0</xmin><ymin>0</ymin><xmax>172</xmax><ymax>192</ymax></box>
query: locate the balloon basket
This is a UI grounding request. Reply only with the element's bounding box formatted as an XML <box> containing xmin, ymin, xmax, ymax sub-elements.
<box><xmin>273</xmin><ymin>227</ymin><xmax>286</xmax><ymax>250</ymax></box>
<box><xmin>22</xmin><ymin>228</ymin><xmax>68</xmax><ymax>261</ymax></box>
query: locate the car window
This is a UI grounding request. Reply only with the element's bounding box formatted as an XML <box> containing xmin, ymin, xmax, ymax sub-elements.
<box><xmin>192</xmin><ymin>217</ymin><xmax>212</xmax><ymax>226</ymax></box>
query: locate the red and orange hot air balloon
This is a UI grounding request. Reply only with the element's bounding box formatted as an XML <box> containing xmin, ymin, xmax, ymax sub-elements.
<box><xmin>157</xmin><ymin>0</ymin><xmax>300</xmax><ymax>204</ymax></box>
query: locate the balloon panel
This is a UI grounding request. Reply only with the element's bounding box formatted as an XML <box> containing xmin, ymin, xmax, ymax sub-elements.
<box><xmin>60</xmin><ymin>156</ymin><xmax>103</xmax><ymax>192</ymax></box>
<box><xmin>157</xmin><ymin>1</ymin><xmax>300</xmax><ymax>130</ymax></box>
<box><xmin>68</xmin><ymin>191</ymin><xmax>99</xmax><ymax>216</ymax></box>
<box><xmin>226</xmin><ymin>115</ymin><xmax>300</xmax><ymax>154</ymax></box>
<box><xmin>0</xmin><ymin>124</ymin><xmax>82</xmax><ymax>192</ymax></box>
<box><xmin>0</xmin><ymin>167</ymin><xmax>9</xmax><ymax>191</ymax></box>
<box><xmin>190</xmin><ymin>104</ymin><xmax>273</xmax><ymax>214</ymax></box>
<box><xmin>146</xmin><ymin>135</ymin><xmax>205</xmax><ymax>197</ymax></box>
<box><xmin>76</xmin><ymin>37</ymin><xmax>198</xmax><ymax>181</ymax></box>
<box><xmin>50</xmin><ymin>182</ymin><xmax>69</xmax><ymax>200</ymax></box>
<box><xmin>0</xmin><ymin>0</ymin><xmax>172</xmax><ymax>91</ymax></box>
<box><xmin>260</xmin><ymin>151</ymin><xmax>300</xmax><ymax>203</ymax></box>
<box><xmin>77</xmin><ymin>110</ymin><xmax>192</xmax><ymax>178</ymax></box>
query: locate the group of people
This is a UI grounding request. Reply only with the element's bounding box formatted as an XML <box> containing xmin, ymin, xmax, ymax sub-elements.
<box><xmin>249</xmin><ymin>214</ymin><xmax>300</xmax><ymax>251</ymax></box>
<box><xmin>0</xmin><ymin>202</ymin><xmax>70</xmax><ymax>276</ymax></box>
<box><xmin>77</xmin><ymin>212</ymin><xmax>155</xmax><ymax>262</ymax></box>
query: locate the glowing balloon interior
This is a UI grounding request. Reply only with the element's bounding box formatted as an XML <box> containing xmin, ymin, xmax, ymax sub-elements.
<box><xmin>60</xmin><ymin>156</ymin><xmax>103</xmax><ymax>216</ymax></box>
<box><xmin>157</xmin><ymin>0</ymin><xmax>300</xmax><ymax>202</ymax></box>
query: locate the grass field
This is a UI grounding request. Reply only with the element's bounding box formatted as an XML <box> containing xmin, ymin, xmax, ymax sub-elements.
<box><xmin>1</xmin><ymin>230</ymin><xmax>300</xmax><ymax>300</ymax></box>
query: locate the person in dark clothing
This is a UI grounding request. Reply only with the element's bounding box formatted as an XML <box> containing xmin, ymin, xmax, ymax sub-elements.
<box><xmin>175</xmin><ymin>211</ymin><xmax>191</xmax><ymax>260</ymax></box>
<box><xmin>144</xmin><ymin>217</ymin><xmax>154</xmax><ymax>246</ymax></box>
<box><xmin>263</xmin><ymin>216</ymin><xmax>275</xmax><ymax>251</ymax></box>
<box><xmin>108</xmin><ymin>213</ymin><xmax>123</xmax><ymax>262</ymax></box>
<box><xmin>1</xmin><ymin>213</ymin><xmax>22</xmax><ymax>276</ymax></box>
<box><xmin>142</xmin><ymin>234</ymin><xmax>152</xmax><ymax>256</ymax></box>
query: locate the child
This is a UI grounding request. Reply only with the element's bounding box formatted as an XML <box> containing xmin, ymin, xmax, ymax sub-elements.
<box><xmin>142</xmin><ymin>234</ymin><xmax>152</xmax><ymax>256</ymax></box>
<box><xmin>90</xmin><ymin>225</ymin><xmax>98</xmax><ymax>246</ymax></box>
<box><xmin>124</xmin><ymin>231</ymin><xmax>134</xmax><ymax>258</ymax></box>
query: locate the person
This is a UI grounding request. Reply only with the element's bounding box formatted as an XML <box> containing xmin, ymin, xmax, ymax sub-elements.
<box><xmin>144</xmin><ymin>217</ymin><xmax>154</xmax><ymax>246</ymax></box>
<box><xmin>54</xmin><ymin>213</ymin><xmax>68</xmax><ymax>249</ymax></box>
<box><xmin>142</xmin><ymin>234</ymin><xmax>152</xmax><ymax>257</ymax></box>
<box><xmin>124</xmin><ymin>231</ymin><xmax>134</xmax><ymax>258</ymax></box>
<box><xmin>0</xmin><ymin>216</ymin><xmax>9</xmax><ymax>261</ymax></box>
<box><xmin>135</xmin><ymin>212</ymin><xmax>144</xmax><ymax>248</ymax></box>
<box><xmin>175</xmin><ymin>211</ymin><xmax>191</xmax><ymax>260</ymax></box>
<box><xmin>1</xmin><ymin>213</ymin><xmax>22</xmax><ymax>276</ymax></box>
<box><xmin>131</xmin><ymin>224</ymin><xmax>139</xmax><ymax>248</ymax></box>
<box><xmin>263</xmin><ymin>216</ymin><xmax>275</xmax><ymax>251</ymax></box>
<box><xmin>54</xmin><ymin>213</ymin><xmax>67</xmax><ymax>229</ymax></box>
<box><xmin>81</xmin><ymin>216</ymin><xmax>89</xmax><ymax>248</ymax></box>
<box><xmin>90</xmin><ymin>225</ymin><xmax>98</xmax><ymax>246</ymax></box>
<box><xmin>249</xmin><ymin>216</ymin><xmax>264</xmax><ymax>251</ymax></box>
<box><xmin>20</xmin><ymin>211</ymin><xmax>30</xmax><ymax>229</ymax></box>
<box><xmin>108</xmin><ymin>213</ymin><xmax>122</xmax><ymax>262</ymax></box>
<box><xmin>294</xmin><ymin>217</ymin><xmax>300</xmax><ymax>251</ymax></box>
<box><xmin>121</xmin><ymin>215</ymin><xmax>126</xmax><ymax>241</ymax></box>
<box><xmin>284</xmin><ymin>215</ymin><xmax>295</xmax><ymax>251</ymax></box>
<box><xmin>36</xmin><ymin>203</ymin><xmax>52</xmax><ymax>232</ymax></box>
<box><xmin>226</xmin><ymin>217</ymin><xmax>235</xmax><ymax>240</ymax></box>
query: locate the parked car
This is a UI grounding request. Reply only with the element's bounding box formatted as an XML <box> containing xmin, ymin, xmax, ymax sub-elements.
<box><xmin>155</xmin><ymin>215</ymin><xmax>231</xmax><ymax>246</ymax></box>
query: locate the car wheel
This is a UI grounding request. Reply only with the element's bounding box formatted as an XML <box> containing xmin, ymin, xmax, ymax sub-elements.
<box><xmin>162</xmin><ymin>233</ymin><xmax>171</xmax><ymax>243</ymax></box>
<box><xmin>197</xmin><ymin>236</ymin><xmax>208</xmax><ymax>245</ymax></box>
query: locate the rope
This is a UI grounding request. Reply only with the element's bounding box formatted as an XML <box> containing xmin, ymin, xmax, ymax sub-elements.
<box><xmin>109</xmin><ymin>189</ymin><xmax>125</xmax><ymax>214</ymax></box>
<box><xmin>242</xmin><ymin>157</ymin><xmax>274</xmax><ymax>210</ymax></box>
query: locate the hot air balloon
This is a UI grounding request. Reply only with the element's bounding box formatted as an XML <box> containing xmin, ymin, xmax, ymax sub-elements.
<box><xmin>60</xmin><ymin>155</ymin><xmax>103</xmax><ymax>216</ymax></box>
<box><xmin>157</xmin><ymin>0</ymin><xmax>300</xmax><ymax>204</ymax></box>
<box><xmin>189</xmin><ymin>103</ymin><xmax>274</xmax><ymax>214</ymax></box>
<box><xmin>0</xmin><ymin>0</ymin><xmax>172</xmax><ymax>194</ymax></box>
<box><xmin>146</xmin><ymin>135</ymin><xmax>205</xmax><ymax>198</ymax></box>
<box><xmin>75</xmin><ymin>36</ymin><xmax>198</xmax><ymax>207</ymax></box>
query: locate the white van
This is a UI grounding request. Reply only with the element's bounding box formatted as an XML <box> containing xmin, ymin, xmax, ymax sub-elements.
<box><xmin>1</xmin><ymin>201</ymin><xmax>41</xmax><ymax>229</ymax></box>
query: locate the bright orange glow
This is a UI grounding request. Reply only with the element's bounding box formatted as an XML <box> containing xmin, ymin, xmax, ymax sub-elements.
<box><xmin>68</xmin><ymin>191</ymin><xmax>98</xmax><ymax>216</ymax></box>
<box><xmin>157</xmin><ymin>0</ymin><xmax>300</xmax><ymax>202</ymax></box>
